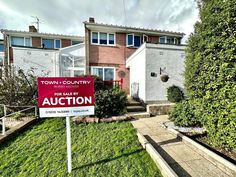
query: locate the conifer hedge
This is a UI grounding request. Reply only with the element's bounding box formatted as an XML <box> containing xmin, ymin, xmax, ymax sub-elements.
<box><xmin>174</xmin><ymin>0</ymin><xmax>236</xmax><ymax>150</ymax></box>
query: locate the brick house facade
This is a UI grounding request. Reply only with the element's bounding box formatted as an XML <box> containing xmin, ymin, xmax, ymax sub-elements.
<box><xmin>84</xmin><ymin>18</ymin><xmax>185</xmax><ymax>93</ymax></box>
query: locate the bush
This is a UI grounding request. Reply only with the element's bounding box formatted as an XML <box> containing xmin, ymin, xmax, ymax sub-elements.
<box><xmin>167</xmin><ymin>85</ymin><xmax>184</xmax><ymax>103</ymax></box>
<box><xmin>169</xmin><ymin>100</ymin><xmax>202</xmax><ymax>127</ymax></box>
<box><xmin>95</xmin><ymin>87</ymin><xmax>127</xmax><ymax>118</ymax></box>
<box><xmin>0</xmin><ymin>68</ymin><xmax>37</xmax><ymax>106</ymax></box>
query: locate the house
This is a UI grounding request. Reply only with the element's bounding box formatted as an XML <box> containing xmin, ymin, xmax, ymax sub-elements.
<box><xmin>84</xmin><ymin>18</ymin><xmax>185</xmax><ymax>93</ymax></box>
<box><xmin>0</xmin><ymin>26</ymin><xmax>84</xmax><ymax>76</ymax></box>
<box><xmin>1</xmin><ymin>26</ymin><xmax>84</xmax><ymax>69</ymax></box>
<box><xmin>7</xmin><ymin>43</ymin><xmax>85</xmax><ymax>77</ymax></box>
<box><xmin>126</xmin><ymin>43</ymin><xmax>186</xmax><ymax>103</ymax></box>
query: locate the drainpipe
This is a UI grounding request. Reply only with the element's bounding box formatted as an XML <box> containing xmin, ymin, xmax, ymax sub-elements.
<box><xmin>84</xmin><ymin>24</ymin><xmax>90</xmax><ymax>75</ymax></box>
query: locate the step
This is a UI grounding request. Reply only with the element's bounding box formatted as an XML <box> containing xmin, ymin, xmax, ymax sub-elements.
<box><xmin>127</xmin><ymin>106</ymin><xmax>146</xmax><ymax>112</ymax></box>
<box><xmin>127</xmin><ymin>112</ymin><xmax>150</xmax><ymax>119</ymax></box>
<box><xmin>126</xmin><ymin>101</ymin><xmax>141</xmax><ymax>106</ymax></box>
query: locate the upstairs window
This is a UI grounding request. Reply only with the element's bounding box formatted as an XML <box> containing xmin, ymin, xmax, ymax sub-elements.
<box><xmin>126</xmin><ymin>34</ymin><xmax>141</xmax><ymax>48</ymax></box>
<box><xmin>159</xmin><ymin>36</ymin><xmax>180</xmax><ymax>45</ymax></box>
<box><xmin>42</xmin><ymin>39</ymin><xmax>61</xmax><ymax>49</ymax></box>
<box><xmin>11</xmin><ymin>36</ymin><xmax>31</xmax><ymax>47</ymax></box>
<box><xmin>55</xmin><ymin>39</ymin><xmax>61</xmax><ymax>48</ymax></box>
<box><xmin>0</xmin><ymin>44</ymin><xmax>4</xmax><ymax>52</ymax></box>
<box><xmin>72</xmin><ymin>40</ymin><xmax>81</xmax><ymax>45</ymax></box>
<box><xmin>91</xmin><ymin>32</ymin><xmax>115</xmax><ymax>46</ymax></box>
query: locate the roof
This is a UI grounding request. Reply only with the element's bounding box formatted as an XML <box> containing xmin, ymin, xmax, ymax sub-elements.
<box><xmin>84</xmin><ymin>21</ymin><xmax>185</xmax><ymax>38</ymax></box>
<box><xmin>1</xmin><ymin>29</ymin><xmax>84</xmax><ymax>41</ymax></box>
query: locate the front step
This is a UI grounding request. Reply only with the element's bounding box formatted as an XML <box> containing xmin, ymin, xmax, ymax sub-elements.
<box><xmin>127</xmin><ymin>105</ymin><xmax>146</xmax><ymax>112</ymax></box>
<box><xmin>127</xmin><ymin>112</ymin><xmax>150</xmax><ymax>119</ymax></box>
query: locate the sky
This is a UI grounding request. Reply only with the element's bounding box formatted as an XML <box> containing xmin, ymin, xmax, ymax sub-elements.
<box><xmin>0</xmin><ymin>0</ymin><xmax>199</xmax><ymax>42</ymax></box>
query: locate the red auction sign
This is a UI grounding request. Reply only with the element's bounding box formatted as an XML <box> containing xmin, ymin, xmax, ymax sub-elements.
<box><xmin>38</xmin><ymin>77</ymin><xmax>94</xmax><ymax>117</ymax></box>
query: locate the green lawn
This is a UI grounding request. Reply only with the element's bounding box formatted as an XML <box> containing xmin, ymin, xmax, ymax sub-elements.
<box><xmin>0</xmin><ymin>118</ymin><xmax>162</xmax><ymax>177</ymax></box>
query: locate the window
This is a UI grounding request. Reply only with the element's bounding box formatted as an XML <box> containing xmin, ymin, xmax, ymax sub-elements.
<box><xmin>25</xmin><ymin>38</ymin><xmax>31</xmax><ymax>46</ymax></box>
<box><xmin>159</xmin><ymin>36</ymin><xmax>180</xmax><ymax>45</ymax></box>
<box><xmin>159</xmin><ymin>36</ymin><xmax>166</xmax><ymax>44</ymax></box>
<box><xmin>0</xmin><ymin>44</ymin><xmax>4</xmax><ymax>52</ymax></box>
<box><xmin>92</xmin><ymin>32</ymin><xmax>98</xmax><ymax>43</ymax></box>
<box><xmin>72</xmin><ymin>40</ymin><xmax>81</xmax><ymax>45</ymax></box>
<box><xmin>42</xmin><ymin>39</ymin><xmax>61</xmax><ymax>49</ymax></box>
<box><xmin>91</xmin><ymin>67</ymin><xmax>115</xmax><ymax>81</ymax></box>
<box><xmin>91</xmin><ymin>32</ymin><xmax>115</xmax><ymax>46</ymax></box>
<box><xmin>11</xmin><ymin>36</ymin><xmax>32</xmax><ymax>46</ymax></box>
<box><xmin>55</xmin><ymin>39</ymin><xmax>61</xmax><ymax>48</ymax></box>
<box><xmin>100</xmin><ymin>33</ymin><xmax>107</xmax><ymax>44</ymax></box>
<box><xmin>126</xmin><ymin>34</ymin><xmax>141</xmax><ymax>47</ymax></box>
<box><xmin>109</xmin><ymin>34</ymin><xmax>115</xmax><ymax>45</ymax></box>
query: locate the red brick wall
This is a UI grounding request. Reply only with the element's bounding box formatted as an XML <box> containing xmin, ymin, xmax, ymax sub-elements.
<box><xmin>61</xmin><ymin>39</ymin><xmax>71</xmax><ymax>48</ymax></box>
<box><xmin>32</xmin><ymin>37</ymin><xmax>41</xmax><ymax>48</ymax></box>
<box><xmin>88</xmin><ymin>30</ymin><xmax>160</xmax><ymax>93</ymax></box>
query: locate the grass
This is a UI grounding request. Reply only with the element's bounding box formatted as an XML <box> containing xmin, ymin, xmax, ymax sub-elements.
<box><xmin>0</xmin><ymin>118</ymin><xmax>162</xmax><ymax>177</ymax></box>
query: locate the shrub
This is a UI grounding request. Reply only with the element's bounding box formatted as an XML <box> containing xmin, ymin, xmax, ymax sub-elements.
<box><xmin>12</xmin><ymin>112</ymin><xmax>24</xmax><ymax>120</ymax></box>
<box><xmin>0</xmin><ymin>68</ymin><xmax>37</xmax><ymax>106</ymax></box>
<box><xmin>95</xmin><ymin>87</ymin><xmax>127</xmax><ymax>118</ymax></box>
<box><xmin>169</xmin><ymin>100</ymin><xmax>202</xmax><ymax>127</ymax></box>
<box><xmin>167</xmin><ymin>85</ymin><xmax>184</xmax><ymax>103</ymax></box>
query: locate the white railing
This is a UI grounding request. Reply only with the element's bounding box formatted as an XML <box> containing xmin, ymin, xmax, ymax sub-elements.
<box><xmin>0</xmin><ymin>105</ymin><xmax>37</xmax><ymax>135</ymax></box>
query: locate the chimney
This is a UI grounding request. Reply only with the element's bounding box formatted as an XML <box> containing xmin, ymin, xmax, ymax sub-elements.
<box><xmin>29</xmin><ymin>25</ymin><xmax>37</xmax><ymax>32</ymax></box>
<box><xmin>89</xmin><ymin>17</ymin><xmax>95</xmax><ymax>23</ymax></box>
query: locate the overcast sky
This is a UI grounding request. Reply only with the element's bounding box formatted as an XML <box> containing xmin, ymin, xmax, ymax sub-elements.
<box><xmin>0</xmin><ymin>0</ymin><xmax>199</xmax><ymax>42</ymax></box>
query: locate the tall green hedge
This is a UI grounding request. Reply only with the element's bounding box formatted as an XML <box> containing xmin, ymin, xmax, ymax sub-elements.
<box><xmin>183</xmin><ymin>0</ymin><xmax>236</xmax><ymax>150</ymax></box>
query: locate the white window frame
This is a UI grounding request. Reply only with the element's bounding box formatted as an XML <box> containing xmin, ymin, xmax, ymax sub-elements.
<box><xmin>159</xmin><ymin>36</ymin><xmax>179</xmax><ymax>45</ymax></box>
<box><xmin>54</xmin><ymin>39</ymin><xmax>61</xmax><ymax>49</ymax></box>
<box><xmin>41</xmin><ymin>38</ymin><xmax>61</xmax><ymax>49</ymax></box>
<box><xmin>91</xmin><ymin>32</ymin><xmax>116</xmax><ymax>46</ymax></box>
<box><xmin>10</xmin><ymin>36</ymin><xmax>32</xmax><ymax>47</ymax></box>
<box><xmin>126</xmin><ymin>34</ymin><xmax>141</xmax><ymax>48</ymax></box>
<box><xmin>142</xmin><ymin>34</ymin><xmax>149</xmax><ymax>43</ymax></box>
<box><xmin>91</xmin><ymin>66</ymin><xmax>115</xmax><ymax>81</ymax></box>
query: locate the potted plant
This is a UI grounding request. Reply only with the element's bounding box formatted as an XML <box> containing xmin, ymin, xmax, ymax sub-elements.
<box><xmin>160</xmin><ymin>74</ymin><xmax>169</xmax><ymax>82</ymax></box>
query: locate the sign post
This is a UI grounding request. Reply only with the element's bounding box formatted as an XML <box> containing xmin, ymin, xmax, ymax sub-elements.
<box><xmin>37</xmin><ymin>77</ymin><xmax>94</xmax><ymax>173</ymax></box>
<box><xmin>66</xmin><ymin>116</ymin><xmax>72</xmax><ymax>173</ymax></box>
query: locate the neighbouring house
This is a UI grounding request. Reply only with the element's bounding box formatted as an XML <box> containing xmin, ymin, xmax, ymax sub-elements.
<box><xmin>84</xmin><ymin>17</ymin><xmax>185</xmax><ymax>93</ymax></box>
<box><xmin>9</xmin><ymin>43</ymin><xmax>85</xmax><ymax>77</ymax></box>
<box><xmin>0</xmin><ymin>26</ymin><xmax>84</xmax><ymax>76</ymax></box>
<box><xmin>126</xmin><ymin>43</ymin><xmax>186</xmax><ymax>103</ymax></box>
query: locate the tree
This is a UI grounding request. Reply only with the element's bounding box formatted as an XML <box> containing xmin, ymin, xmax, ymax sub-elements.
<box><xmin>184</xmin><ymin>0</ymin><xmax>236</xmax><ymax>150</ymax></box>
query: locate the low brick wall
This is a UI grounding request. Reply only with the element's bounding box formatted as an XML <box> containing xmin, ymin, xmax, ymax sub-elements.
<box><xmin>147</xmin><ymin>103</ymin><xmax>175</xmax><ymax>116</ymax></box>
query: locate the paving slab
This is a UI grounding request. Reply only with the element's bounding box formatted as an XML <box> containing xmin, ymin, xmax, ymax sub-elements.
<box><xmin>131</xmin><ymin>115</ymin><xmax>232</xmax><ymax>177</ymax></box>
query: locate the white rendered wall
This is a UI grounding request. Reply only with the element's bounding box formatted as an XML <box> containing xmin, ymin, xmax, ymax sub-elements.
<box><xmin>13</xmin><ymin>47</ymin><xmax>59</xmax><ymax>76</ymax></box>
<box><xmin>145</xmin><ymin>44</ymin><xmax>185</xmax><ymax>102</ymax></box>
<box><xmin>126</xmin><ymin>45</ymin><xmax>146</xmax><ymax>102</ymax></box>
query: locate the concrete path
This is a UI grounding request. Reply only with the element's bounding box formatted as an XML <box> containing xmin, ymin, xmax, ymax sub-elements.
<box><xmin>132</xmin><ymin>116</ymin><xmax>231</xmax><ymax>177</ymax></box>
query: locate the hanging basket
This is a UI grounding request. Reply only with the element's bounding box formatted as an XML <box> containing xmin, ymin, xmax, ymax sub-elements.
<box><xmin>160</xmin><ymin>74</ymin><xmax>169</xmax><ymax>82</ymax></box>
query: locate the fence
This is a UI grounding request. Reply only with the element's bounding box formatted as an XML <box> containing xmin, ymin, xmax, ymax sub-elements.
<box><xmin>103</xmin><ymin>79</ymin><xmax>123</xmax><ymax>89</ymax></box>
<box><xmin>0</xmin><ymin>105</ymin><xmax>37</xmax><ymax>135</ymax></box>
